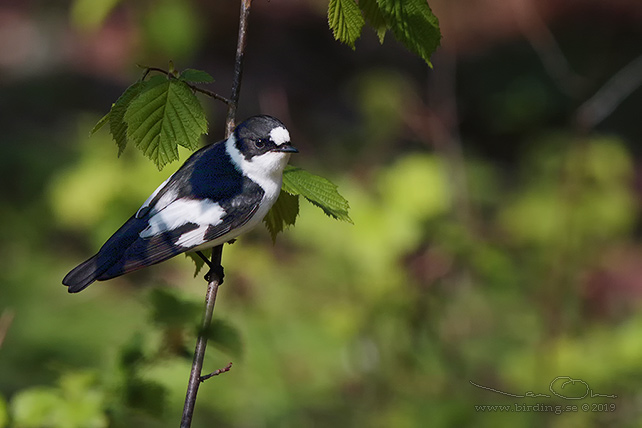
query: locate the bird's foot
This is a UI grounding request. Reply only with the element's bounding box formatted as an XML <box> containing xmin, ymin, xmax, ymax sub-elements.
<box><xmin>196</xmin><ymin>251</ymin><xmax>224</xmax><ymax>284</ymax></box>
<box><xmin>204</xmin><ymin>264</ymin><xmax>225</xmax><ymax>284</ymax></box>
<box><xmin>196</xmin><ymin>251</ymin><xmax>213</xmax><ymax>268</ymax></box>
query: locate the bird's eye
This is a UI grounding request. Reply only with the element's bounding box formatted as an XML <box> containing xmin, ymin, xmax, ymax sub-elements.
<box><xmin>255</xmin><ymin>139</ymin><xmax>267</xmax><ymax>148</ymax></box>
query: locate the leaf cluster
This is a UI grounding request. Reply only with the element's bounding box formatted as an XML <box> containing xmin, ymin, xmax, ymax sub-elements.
<box><xmin>328</xmin><ymin>0</ymin><xmax>441</xmax><ymax>66</ymax></box>
<box><xmin>93</xmin><ymin>66</ymin><xmax>213</xmax><ymax>170</ymax></box>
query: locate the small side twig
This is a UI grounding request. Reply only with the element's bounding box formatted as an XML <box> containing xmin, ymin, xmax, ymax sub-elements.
<box><xmin>200</xmin><ymin>362</ymin><xmax>233</xmax><ymax>382</ymax></box>
<box><xmin>193</xmin><ymin>86</ymin><xmax>232</xmax><ymax>106</ymax></box>
<box><xmin>139</xmin><ymin>65</ymin><xmax>233</xmax><ymax>105</ymax></box>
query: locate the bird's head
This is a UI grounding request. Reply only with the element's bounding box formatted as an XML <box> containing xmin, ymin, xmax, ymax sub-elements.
<box><xmin>227</xmin><ymin>115</ymin><xmax>298</xmax><ymax>177</ymax></box>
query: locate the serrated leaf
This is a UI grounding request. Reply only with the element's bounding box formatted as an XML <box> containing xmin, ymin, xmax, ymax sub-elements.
<box><xmin>376</xmin><ymin>0</ymin><xmax>441</xmax><ymax>66</ymax></box>
<box><xmin>202</xmin><ymin>319</ymin><xmax>243</xmax><ymax>360</ymax></box>
<box><xmin>90</xmin><ymin>111</ymin><xmax>110</xmax><ymax>136</ymax></box>
<box><xmin>282</xmin><ymin>166</ymin><xmax>352</xmax><ymax>223</ymax></box>
<box><xmin>328</xmin><ymin>0</ymin><xmax>365</xmax><ymax>49</ymax></box>
<box><xmin>359</xmin><ymin>0</ymin><xmax>387</xmax><ymax>43</ymax></box>
<box><xmin>263</xmin><ymin>190</ymin><xmax>300</xmax><ymax>242</ymax></box>
<box><xmin>179</xmin><ymin>68</ymin><xmax>214</xmax><ymax>83</ymax></box>
<box><xmin>124</xmin><ymin>75</ymin><xmax>208</xmax><ymax>169</ymax></box>
<box><xmin>109</xmin><ymin>81</ymin><xmax>145</xmax><ymax>155</ymax></box>
<box><xmin>185</xmin><ymin>249</ymin><xmax>211</xmax><ymax>277</ymax></box>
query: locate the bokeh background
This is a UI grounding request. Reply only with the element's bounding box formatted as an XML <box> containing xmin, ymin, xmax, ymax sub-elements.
<box><xmin>1</xmin><ymin>0</ymin><xmax>642</xmax><ymax>426</ymax></box>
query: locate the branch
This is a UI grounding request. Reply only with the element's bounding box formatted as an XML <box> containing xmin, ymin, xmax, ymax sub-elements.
<box><xmin>180</xmin><ymin>1</ymin><xmax>253</xmax><ymax>426</ymax></box>
<box><xmin>512</xmin><ymin>0</ymin><xmax>585</xmax><ymax>97</ymax></box>
<box><xmin>200</xmin><ymin>361</ymin><xmax>233</xmax><ymax>381</ymax></box>
<box><xmin>226</xmin><ymin>0</ymin><xmax>253</xmax><ymax>137</ymax></box>
<box><xmin>181</xmin><ymin>246</ymin><xmax>225</xmax><ymax>428</ymax></box>
<box><xmin>575</xmin><ymin>54</ymin><xmax>642</xmax><ymax>132</ymax></box>
<box><xmin>141</xmin><ymin>65</ymin><xmax>232</xmax><ymax>105</ymax></box>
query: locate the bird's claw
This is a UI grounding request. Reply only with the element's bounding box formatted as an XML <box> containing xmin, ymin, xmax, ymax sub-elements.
<box><xmin>204</xmin><ymin>264</ymin><xmax>225</xmax><ymax>284</ymax></box>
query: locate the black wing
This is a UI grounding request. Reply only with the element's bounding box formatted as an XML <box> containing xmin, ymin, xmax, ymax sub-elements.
<box><xmin>63</xmin><ymin>140</ymin><xmax>264</xmax><ymax>292</ymax></box>
<box><xmin>95</xmin><ymin>198</ymin><xmax>261</xmax><ymax>281</ymax></box>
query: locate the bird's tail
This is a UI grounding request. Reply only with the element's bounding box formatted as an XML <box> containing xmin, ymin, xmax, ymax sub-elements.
<box><xmin>62</xmin><ymin>214</ymin><xmax>147</xmax><ymax>293</ymax></box>
<box><xmin>62</xmin><ymin>254</ymin><xmax>107</xmax><ymax>293</ymax></box>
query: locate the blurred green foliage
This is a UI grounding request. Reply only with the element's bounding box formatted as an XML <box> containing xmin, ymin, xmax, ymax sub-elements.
<box><xmin>10</xmin><ymin>372</ymin><xmax>106</xmax><ymax>428</ymax></box>
<box><xmin>1</xmin><ymin>0</ymin><xmax>641</xmax><ymax>427</ymax></box>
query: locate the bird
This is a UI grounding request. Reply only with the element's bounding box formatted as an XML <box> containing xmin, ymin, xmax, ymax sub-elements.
<box><xmin>63</xmin><ymin>115</ymin><xmax>298</xmax><ymax>293</ymax></box>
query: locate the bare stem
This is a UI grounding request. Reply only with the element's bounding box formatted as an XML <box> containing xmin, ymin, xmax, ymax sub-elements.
<box><xmin>226</xmin><ymin>0</ymin><xmax>253</xmax><ymax>137</ymax></box>
<box><xmin>181</xmin><ymin>246</ymin><xmax>224</xmax><ymax>428</ymax></box>
<box><xmin>180</xmin><ymin>1</ymin><xmax>253</xmax><ymax>426</ymax></box>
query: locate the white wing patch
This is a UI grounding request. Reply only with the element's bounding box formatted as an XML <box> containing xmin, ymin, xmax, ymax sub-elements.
<box><xmin>176</xmin><ymin>224</ymin><xmax>210</xmax><ymax>247</ymax></box>
<box><xmin>136</xmin><ymin>173</ymin><xmax>175</xmax><ymax>218</ymax></box>
<box><xmin>269</xmin><ymin>126</ymin><xmax>290</xmax><ymax>146</ymax></box>
<box><xmin>140</xmin><ymin>198</ymin><xmax>225</xmax><ymax>239</ymax></box>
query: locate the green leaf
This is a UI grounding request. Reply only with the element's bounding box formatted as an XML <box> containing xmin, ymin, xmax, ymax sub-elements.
<box><xmin>185</xmin><ymin>248</ymin><xmax>211</xmax><ymax>277</ymax></box>
<box><xmin>179</xmin><ymin>68</ymin><xmax>214</xmax><ymax>83</ymax></box>
<box><xmin>89</xmin><ymin>111</ymin><xmax>110</xmax><ymax>136</ymax></box>
<box><xmin>282</xmin><ymin>166</ymin><xmax>352</xmax><ymax>223</ymax></box>
<box><xmin>376</xmin><ymin>0</ymin><xmax>441</xmax><ymax>66</ymax></box>
<box><xmin>124</xmin><ymin>75</ymin><xmax>208</xmax><ymax>169</ymax></box>
<box><xmin>108</xmin><ymin>81</ymin><xmax>145</xmax><ymax>156</ymax></box>
<box><xmin>263</xmin><ymin>190</ymin><xmax>300</xmax><ymax>242</ymax></box>
<box><xmin>359</xmin><ymin>0</ymin><xmax>387</xmax><ymax>43</ymax></box>
<box><xmin>202</xmin><ymin>319</ymin><xmax>244</xmax><ymax>360</ymax></box>
<box><xmin>148</xmin><ymin>288</ymin><xmax>201</xmax><ymax>328</ymax></box>
<box><xmin>328</xmin><ymin>0</ymin><xmax>365</xmax><ymax>48</ymax></box>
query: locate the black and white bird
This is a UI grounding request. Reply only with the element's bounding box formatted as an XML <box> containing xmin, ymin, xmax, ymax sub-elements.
<box><xmin>63</xmin><ymin>115</ymin><xmax>297</xmax><ymax>293</ymax></box>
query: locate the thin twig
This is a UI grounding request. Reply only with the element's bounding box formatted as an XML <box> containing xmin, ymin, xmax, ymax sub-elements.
<box><xmin>226</xmin><ymin>0</ymin><xmax>253</xmax><ymax>136</ymax></box>
<box><xmin>512</xmin><ymin>0</ymin><xmax>585</xmax><ymax>97</ymax></box>
<box><xmin>141</xmin><ymin>65</ymin><xmax>170</xmax><ymax>77</ymax></box>
<box><xmin>180</xmin><ymin>1</ymin><xmax>253</xmax><ymax>426</ymax></box>
<box><xmin>181</xmin><ymin>246</ymin><xmax>224</xmax><ymax>428</ymax></box>
<box><xmin>575</xmin><ymin>54</ymin><xmax>642</xmax><ymax>132</ymax></box>
<box><xmin>200</xmin><ymin>362</ymin><xmax>233</xmax><ymax>381</ymax></box>
<box><xmin>140</xmin><ymin>65</ymin><xmax>232</xmax><ymax>105</ymax></box>
<box><xmin>192</xmin><ymin>86</ymin><xmax>232</xmax><ymax>105</ymax></box>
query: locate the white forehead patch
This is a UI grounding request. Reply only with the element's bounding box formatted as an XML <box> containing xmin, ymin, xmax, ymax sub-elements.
<box><xmin>270</xmin><ymin>126</ymin><xmax>290</xmax><ymax>146</ymax></box>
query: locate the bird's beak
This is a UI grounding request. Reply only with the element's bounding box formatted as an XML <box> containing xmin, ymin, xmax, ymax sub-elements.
<box><xmin>274</xmin><ymin>143</ymin><xmax>298</xmax><ymax>153</ymax></box>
